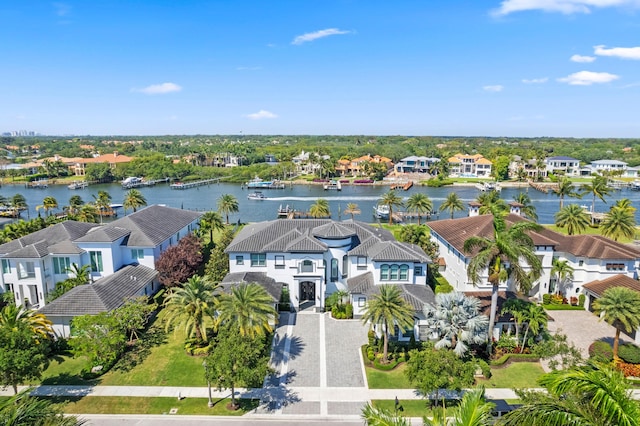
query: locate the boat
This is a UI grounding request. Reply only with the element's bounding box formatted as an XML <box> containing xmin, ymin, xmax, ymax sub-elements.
<box><xmin>122</xmin><ymin>176</ymin><xmax>142</xmax><ymax>189</ymax></box>
<box><xmin>631</xmin><ymin>181</ymin><xmax>640</xmax><ymax>191</ymax></box>
<box><xmin>323</xmin><ymin>180</ymin><xmax>342</xmax><ymax>191</ymax></box>
<box><xmin>476</xmin><ymin>182</ymin><xmax>499</xmax><ymax>192</ymax></box>
<box><xmin>277</xmin><ymin>204</ymin><xmax>294</xmax><ymax>218</ymax></box>
<box><xmin>68</xmin><ymin>181</ymin><xmax>88</xmax><ymax>190</ymax></box>
<box><xmin>373</xmin><ymin>204</ymin><xmax>390</xmax><ymax>220</ymax></box>
<box><xmin>246</xmin><ymin>176</ymin><xmax>285</xmax><ymax>189</ymax></box>
<box><xmin>247</xmin><ymin>191</ymin><xmax>267</xmax><ymax>200</ymax></box>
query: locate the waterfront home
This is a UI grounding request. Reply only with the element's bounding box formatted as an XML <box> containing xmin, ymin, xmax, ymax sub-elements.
<box><xmin>447</xmin><ymin>153</ymin><xmax>492</xmax><ymax>178</ymax></box>
<box><xmin>589</xmin><ymin>159</ymin><xmax>628</xmax><ymax>175</ymax></box>
<box><xmin>544</xmin><ymin>156</ymin><xmax>580</xmax><ymax>177</ymax></box>
<box><xmin>335</xmin><ymin>154</ymin><xmax>393</xmax><ymax>177</ymax></box>
<box><xmin>393</xmin><ymin>156</ymin><xmax>440</xmax><ymax>174</ymax></box>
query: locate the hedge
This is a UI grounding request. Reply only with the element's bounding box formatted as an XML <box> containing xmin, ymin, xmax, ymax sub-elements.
<box><xmin>542</xmin><ymin>304</ymin><xmax>584</xmax><ymax>311</ymax></box>
<box><xmin>491</xmin><ymin>353</ymin><xmax>540</xmax><ymax>367</ymax></box>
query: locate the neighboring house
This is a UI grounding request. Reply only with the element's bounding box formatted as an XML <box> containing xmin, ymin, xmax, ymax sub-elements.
<box><xmin>589</xmin><ymin>159</ymin><xmax>628</xmax><ymax>175</ymax></box>
<box><xmin>39</xmin><ymin>264</ymin><xmax>159</xmax><ymax>338</ymax></box>
<box><xmin>335</xmin><ymin>154</ymin><xmax>393</xmax><ymax>177</ymax></box>
<box><xmin>0</xmin><ymin>205</ymin><xmax>201</xmax><ymax>309</ymax></box>
<box><xmin>22</xmin><ymin>153</ymin><xmax>133</xmax><ymax>177</ymax></box>
<box><xmin>211</xmin><ymin>152</ymin><xmax>243</xmax><ymax>168</ymax></box>
<box><xmin>394</xmin><ymin>156</ymin><xmax>440</xmax><ymax>174</ymax></box>
<box><xmin>508</xmin><ymin>156</ymin><xmax>543</xmax><ymax>179</ymax></box>
<box><xmin>545</xmin><ymin>156</ymin><xmax>580</xmax><ymax>176</ymax></box>
<box><xmin>428</xmin><ymin>205</ymin><xmax>640</xmax><ymax>304</ymax></box>
<box><xmin>292</xmin><ymin>150</ymin><xmax>324</xmax><ymax>175</ymax></box>
<box><xmin>448</xmin><ymin>154</ymin><xmax>492</xmax><ymax>178</ymax></box>
<box><xmin>224</xmin><ymin>219</ymin><xmax>431</xmax><ymax>339</ymax></box>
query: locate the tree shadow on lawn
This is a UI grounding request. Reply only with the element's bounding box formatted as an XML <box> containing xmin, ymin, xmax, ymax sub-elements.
<box><xmin>111</xmin><ymin>326</ymin><xmax>168</xmax><ymax>373</ymax></box>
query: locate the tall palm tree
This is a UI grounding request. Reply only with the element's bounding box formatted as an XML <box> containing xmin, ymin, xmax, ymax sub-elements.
<box><xmin>555</xmin><ymin>204</ymin><xmax>590</xmax><ymax>235</ymax></box>
<box><xmin>581</xmin><ymin>175</ymin><xmax>613</xmax><ymax>218</ymax></box>
<box><xmin>601</xmin><ymin>205</ymin><xmax>637</xmax><ymax>242</ymax></box>
<box><xmin>379</xmin><ymin>190</ymin><xmax>404</xmax><ymax>225</ymax></box>
<box><xmin>67</xmin><ymin>195</ymin><xmax>84</xmax><ymax>215</ymax></box>
<box><xmin>10</xmin><ymin>193</ymin><xmax>27</xmax><ymax>215</ymax></box>
<box><xmin>476</xmin><ymin>190</ymin><xmax>507</xmax><ymax>215</ymax></box>
<box><xmin>439</xmin><ymin>192</ymin><xmax>465</xmax><ymax>220</ymax></box>
<box><xmin>361</xmin><ymin>285</ymin><xmax>414</xmax><ymax>362</ymax></box>
<box><xmin>75</xmin><ymin>204</ymin><xmax>99</xmax><ymax>223</ymax></box>
<box><xmin>405</xmin><ymin>193</ymin><xmax>433</xmax><ymax>225</ymax></box>
<box><xmin>519</xmin><ymin>304</ymin><xmax>547</xmax><ymax>352</ymax></box>
<box><xmin>550</xmin><ymin>258</ymin><xmax>574</xmax><ymax>295</ymax></box>
<box><xmin>309</xmin><ymin>198</ymin><xmax>330</xmax><ymax>218</ymax></box>
<box><xmin>593</xmin><ymin>286</ymin><xmax>640</xmax><ymax>360</ymax></box>
<box><xmin>92</xmin><ymin>190</ymin><xmax>112</xmax><ymax>223</ymax></box>
<box><xmin>217</xmin><ymin>194</ymin><xmax>239</xmax><ymax>224</ymax></box>
<box><xmin>0</xmin><ymin>304</ymin><xmax>53</xmax><ymax>338</ymax></box>
<box><xmin>344</xmin><ymin>202</ymin><xmax>361</xmax><ymax>220</ymax></box>
<box><xmin>199</xmin><ymin>211</ymin><xmax>225</xmax><ymax>243</ymax></box>
<box><xmin>501</xmin><ymin>363</ymin><xmax>640</xmax><ymax>426</ymax></box>
<box><xmin>422</xmin><ymin>292</ymin><xmax>488</xmax><ymax>357</ymax></box>
<box><xmin>554</xmin><ymin>177</ymin><xmax>580</xmax><ymax>210</ymax></box>
<box><xmin>66</xmin><ymin>263</ymin><xmax>91</xmax><ymax>286</ymax></box>
<box><xmin>463</xmin><ymin>213</ymin><xmax>542</xmax><ymax>353</ymax></box>
<box><xmin>123</xmin><ymin>189</ymin><xmax>147</xmax><ymax>214</ymax></box>
<box><xmin>216</xmin><ymin>283</ymin><xmax>277</xmax><ymax>338</ymax></box>
<box><xmin>36</xmin><ymin>196</ymin><xmax>58</xmax><ymax>216</ymax></box>
<box><xmin>512</xmin><ymin>192</ymin><xmax>538</xmax><ymax>221</ymax></box>
<box><xmin>163</xmin><ymin>275</ymin><xmax>219</xmax><ymax>342</ymax></box>
<box><xmin>425</xmin><ymin>387</ymin><xmax>495</xmax><ymax>426</ymax></box>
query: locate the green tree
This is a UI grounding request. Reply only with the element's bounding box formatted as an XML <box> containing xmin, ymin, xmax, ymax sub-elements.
<box><xmin>113</xmin><ymin>296</ymin><xmax>157</xmax><ymax>342</ymax></box>
<box><xmin>581</xmin><ymin>175</ymin><xmax>613</xmax><ymax>220</ymax></box>
<box><xmin>344</xmin><ymin>202</ymin><xmax>361</xmax><ymax>220</ymax></box>
<box><xmin>92</xmin><ymin>190</ymin><xmax>112</xmax><ymax>223</ymax></box>
<box><xmin>203</xmin><ymin>325</ymin><xmax>271</xmax><ymax>410</ymax></box>
<box><xmin>199</xmin><ymin>211</ymin><xmax>225</xmax><ymax>243</ymax></box>
<box><xmin>0</xmin><ymin>319</ymin><xmax>49</xmax><ymax>394</ymax></box>
<box><xmin>123</xmin><ymin>189</ymin><xmax>147</xmax><ymax>213</ymax></box>
<box><xmin>163</xmin><ymin>275</ymin><xmax>219</xmax><ymax>342</ymax></box>
<box><xmin>361</xmin><ymin>285</ymin><xmax>414</xmax><ymax>362</ymax></box>
<box><xmin>554</xmin><ymin>176</ymin><xmax>580</xmax><ymax>210</ymax></box>
<box><xmin>0</xmin><ymin>304</ymin><xmax>54</xmax><ymax>338</ymax></box>
<box><xmin>425</xmin><ymin>387</ymin><xmax>495</xmax><ymax>426</ymax></box>
<box><xmin>75</xmin><ymin>204</ymin><xmax>100</xmax><ymax>223</ymax></box>
<box><xmin>476</xmin><ymin>190</ymin><xmax>506</xmax><ymax>215</ymax></box>
<box><xmin>379</xmin><ymin>190</ymin><xmax>404</xmax><ymax>225</ymax></box>
<box><xmin>463</xmin><ymin>213</ymin><xmax>542</xmax><ymax>353</ymax></box>
<box><xmin>36</xmin><ymin>196</ymin><xmax>58</xmax><ymax>216</ymax></box>
<box><xmin>309</xmin><ymin>198</ymin><xmax>331</xmax><ymax>218</ymax></box>
<box><xmin>10</xmin><ymin>193</ymin><xmax>27</xmax><ymax>215</ymax></box>
<box><xmin>0</xmin><ymin>388</ymin><xmax>86</xmax><ymax>425</ymax></box>
<box><xmin>67</xmin><ymin>195</ymin><xmax>84</xmax><ymax>214</ymax></box>
<box><xmin>216</xmin><ymin>283</ymin><xmax>277</xmax><ymax>338</ymax></box>
<box><xmin>439</xmin><ymin>192</ymin><xmax>465</xmax><ymax>220</ymax></box>
<box><xmin>512</xmin><ymin>192</ymin><xmax>537</xmax><ymax>222</ymax></box>
<box><xmin>550</xmin><ymin>258</ymin><xmax>574</xmax><ymax>295</ymax></box>
<box><xmin>601</xmin><ymin>204</ymin><xmax>637</xmax><ymax>242</ymax></box>
<box><xmin>361</xmin><ymin>403</ymin><xmax>410</xmax><ymax>426</ymax></box>
<box><xmin>85</xmin><ymin>162</ymin><xmax>114</xmax><ymax>183</ymax></box>
<box><xmin>501</xmin><ymin>363</ymin><xmax>640</xmax><ymax>426</ymax></box>
<box><xmin>555</xmin><ymin>204</ymin><xmax>590</xmax><ymax>235</ymax></box>
<box><xmin>205</xmin><ymin>228</ymin><xmax>236</xmax><ymax>283</ymax></box>
<box><xmin>519</xmin><ymin>304</ymin><xmax>547</xmax><ymax>352</ymax></box>
<box><xmin>217</xmin><ymin>194</ymin><xmax>239</xmax><ymax>224</ymax></box>
<box><xmin>406</xmin><ymin>193</ymin><xmax>433</xmax><ymax>225</ymax></box>
<box><xmin>492</xmin><ymin>155</ymin><xmax>510</xmax><ymax>181</ymax></box>
<box><xmin>69</xmin><ymin>312</ymin><xmax>126</xmax><ymax>369</ymax></box>
<box><xmin>593</xmin><ymin>287</ymin><xmax>640</xmax><ymax>360</ymax></box>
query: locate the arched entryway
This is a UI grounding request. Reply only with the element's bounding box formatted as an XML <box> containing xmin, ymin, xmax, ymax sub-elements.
<box><xmin>299</xmin><ymin>281</ymin><xmax>316</xmax><ymax>308</ymax></box>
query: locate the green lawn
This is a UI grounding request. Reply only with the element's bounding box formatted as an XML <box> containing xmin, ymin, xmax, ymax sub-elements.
<box><xmin>53</xmin><ymin>396</ymin><xmax>258</xmax><ymax>415</ymax></box>
<box><xmin>544</xmin><ymin>224</ymin><xmax>640</xmax><ymax>243</ymax></box>
<box><xmin>478</xmin><ymin>362</ymin><xmax>545</xmax><ymax>388</ymax></box>
<box><xmin>366</xmin><ymin>363</ymin><xmax>412</xmax><ymax>389</ymax></box>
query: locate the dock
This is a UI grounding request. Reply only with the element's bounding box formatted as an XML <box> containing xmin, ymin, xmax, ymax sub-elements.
<box><xmin>390</xmin><ymin>181</ymin><xmax>414</xmax><ymax>191</ymax></box>
<box><xmin>170</xmin><ymin>178</ymin><xmax>220</xmax><ymax>190</ymax></box>
<box><xmin>123</xmin><ymin>177</ymin><xmax>169</xmax><ymax>189</ymax></box>
<box><xmin>26</xmin><ymin>179</ymin><xmax>49</xmax><ymax>189</ymax></box>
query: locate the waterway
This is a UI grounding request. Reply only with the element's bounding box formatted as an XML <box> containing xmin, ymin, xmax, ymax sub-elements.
<box><xmin>1</xmin><ymin>181</ymin><xmax>640</xmax><ymax>225</ymax></box>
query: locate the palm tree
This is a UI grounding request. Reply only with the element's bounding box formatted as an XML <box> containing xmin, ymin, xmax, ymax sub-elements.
<box><xmin>10</xmin><ymin>193</ymin><xmax>27</xmax><ymax>215</ymax></box>
<box><xmin>216</xmin><ymin>282</ymin><xmax>277</xmax><ymax>338</ymax></box>
<box><xmin>519</xmin><ymin>304</ymin><xmax>547</xmax><ymax>352</ymax></box>
<box><xmin>422</xmin><ymin>292</ymin><xmax>488</xmax><ymax>357</ymax></box>
<box><xmin>361</xmin><ymin>402</ymin><xmax>410</xmax><ymax>426</ymax></box>
<box><xmin>0</xmin><ymin>304</ymin><xmax>53</xmax><ymax>338</ymax></box>
<box><xmin>406</xmin><ymin>193</ymin><xmax>433</xmax><ymax>225</ymax></box>
<box><xmin>555</xmin><ymin>204</ymin><xmax>590</xmax><ymax>235</ymax></box>
<box><xmin>614</xmin><ymin>198</ymin><xmax>636</xmax><ymax>213</ymax></box>
<box><xmin>550</xmin><ymin>258</ymin><xmax>574</xmax><ymax>295</ymax></box>
<box><xmin>601</xmin><ymin>205</ymin><xmax>637</xmax><ymax>242</ymax></box>
<box><xmin>554</xmin><ymin>177</ymin><xmax>580</xmax><ymax>210</ymax></box>
<box><xmin>593</xmin><ymin>287</ymin><xmax>640</xmax><ymax>360</ymax></box>
<box><xmin>123</xmin><ymin>189</ymin><xmax>147</xmax><ymax>214</ymax></box>
<box><xmin>67</xmin><ymin>195</ymin><xmax>84</xmax><ymax>214</ymax></box>
<box><xmin>36</xmin><ymin>196</ymin><xmax>58</xmax><ymax>216</ymax></box>
<box><xmin>425</xmin><ymin>387</ymin><xmax>495</xmax><ymax>426</ymax></box>
<box><xmin>463</xmin><ymin>213</ymin><xmax>542</xmax><ymax>353</ymax></box>
<box><xmin>163</xmin><ymin>275</ymin><xmax>219</xmax><ymax>342</ymax></box>
<box><xmin>92</xmin><ymin>190</ymin><xmax>112</xmax><ymax>223</ymax></box>
<box><xmin>309</xmin><ymin>198</ymin><xmax>330</xmax><ymax>218</ymax></box>
<box><xmin>439</xmin><ymin>192</ymin><xmax>464</xmax><ymax>220</ymax></box>
<box><xmin>217</xmin><ymin>194</ymin><xmax>239</xmax><ymax>224</ymax></box>
<box><xmin>75</xmin><ymin>204</ymin><xmax>99</xmax><ymax>223</ymax></box>
<box><xmin>512</xmin><ymin>192</ymin><xmax>538</xmax><ymax>222</ymax></box>
<box><xmin>378</xmin><ymin>190</ymin><xmax>404</xmax><ymax>225</ymax></box>
<box><xmin>501</xmin><ymin>363</ymin><xmax>640</xmax><ymax>426</ymax></box>
<box><xmin>344</xmin><ymin>202</ymin><xmax>361</xmax><ymax>220</ymax></box>
<box><xmin>66</xmin><ymin>263</ymin><xmax>91</xmax><ymax>286</ymax></box>
<box><xmin>476</xmin><ymin>190</ymin><xmax>506</xmax><ymax>215</ymax></box>
<box><xmin>581</xmin><ymin>175</ymin><xmax>613</xmax><ymax>219</ymax></box>
<box><xmin>199</xmin><ymin>211</ymin><xmax>225</xmax><ymax>242</ymax></box>
<box><xmin>361</xmin><ymin>285</ymin><xmax>414</xmax><ymax>362</ymax></box>
<box><xmin>0</xmin><ymin>388</ymin><xmax>86</xmax><ymax>426</ymax></box>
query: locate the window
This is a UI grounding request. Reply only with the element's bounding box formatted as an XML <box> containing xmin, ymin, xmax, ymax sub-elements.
<box><xmin>301</xmin><ymin>259</ymin><xmax>313</xmax><ymax>273</ymax></box>
<box><xmin>17</xmin><ymin>262</ymin><xmax>35</xmax><ymax>279</ymax></box>
<box><xmin>399</xmin><ymin>265</ymin><xmax>409</xmax><ymax>280</ymax></box>
<box><xmin>250</xmin><ymin>253</ymin><xmax>266</xmax><ymax>267</ymax></box>
<box><xmin>357</xmin><ymin>256</ymin><xmax>367</xmax><ymax>270</ymax></box>
<box><xmin>131</xmin><ymin>249</ymin><xmax>144</xmax><ymax>260</ymax></box>
<box><xmin>381</xmin><ymin>264</ymin><xmax>390</xmax><ymax>280</ymax></box>
<box><xmin>358</xmin><ymin>297</ymin><xmax>366</xmax><ymax>307</ymax></box>
<box><xmin>53</xmin><ymin>257</ymin><xmax>71</xmax><ymax>274</ymax></box>
<box><xmin>275</xmin><ymin>255</ymin><xmax>285</xmax><ymax>269</ymax></box>
<box><xmin>236</xmin><ymin>255</ymin><xmax>244</xmax><ymax>265</ymax></box>
<box><xmin>89</xmin><ymin>251</ymin><xmax>103</xmax><ymax>273</ymax></box>
<box><xmin>1</xmin><ymin>259</ymin><xmax>10</xmax><ymax>274</ymax></box>
<box><xmin>342</xmin><ymin>255</ymin><xmax>348</xmax><ymax>278</ymax></box>
<box><xmin>4</xmin><ymin>283</ymin><xmax>13</xmax><ymax>293</ymax></box>
<box><xmin>331</xmin><ymin>259</ymin><xmax>339</xmax><ymax>281</ymax></box>
<box><xmin>414</xmin><ymin>266</ymin><xmax>423</xmax><ymax>276</ymax></box>
<box><xmin>578</xmin><ymin>260</ymin><xmax>584</xmax><ymax>267</ymax></box>
<box><xmin>380</xmin><ymin>264</ymin><xmax>410</xmax><ymax>281</ymax></box>
<box><xmin>606</xmin><ymin>263</ymin><xmax>625</xmax><ymax>271</ymax></box>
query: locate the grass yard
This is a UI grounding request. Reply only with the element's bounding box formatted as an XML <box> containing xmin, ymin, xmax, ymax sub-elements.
<box><xmin>365</xmin><ymin>363</ymin><xmax>412</xmax><ymax>389</ymax></box>
<box><xmin>53</xmin><ymin>396</ymin><xmax>258</xmax><ymax>416</ymax></box>
<box><xmin>478</xmin><ymin>362</ymin><xmax>545</xmax><ymax>389</ymax></box>
<box><xmin>39</xmin><ymin>355</ymin><xmax>93</xmax><ymax>385</ymax></box>
<box><xmin>544</xmin><ymin>224</ymin><xmax>640</xmax><ymax>243</ymax></box>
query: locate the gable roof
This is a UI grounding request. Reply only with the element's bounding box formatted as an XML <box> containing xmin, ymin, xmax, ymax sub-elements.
<box><xmin>583</xmin><ymin>274</ymin><xmax>640</xmax><ymax>297</ymax></box>
<box><xmin>39</xmin><ymin>264</ymin><xmax>157</xmax><ymax>316</ymax></box>
<box><xmin>220</xmin><ymin>271</ymin><xmax>283</xmax><ymax>302</ymax></box>
<box><xmin>346</xmin><ymin>272</ymin><xmax>435</xmax><ymax>311</ymax></box>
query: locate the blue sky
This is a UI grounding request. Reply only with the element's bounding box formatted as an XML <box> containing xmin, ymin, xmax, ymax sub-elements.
<box><xmin>1</xmin><ymin>0</ymin><xmax>639</xmax><ymax>137</ymax></box>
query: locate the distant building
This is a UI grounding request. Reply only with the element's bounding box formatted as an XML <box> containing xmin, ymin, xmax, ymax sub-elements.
<box><xmin>335</xmin><ymin>154</ymin><xmax>393</xmax><ymax>177</ymax></box>
<box><xmin>545</xmin><ymin>156</ymin><xmax>580</xmax><ymax>177</ymax></box>
<box><xmin>589</xmin><ymin>160</ymin><xmax>628</xmax><ymax>175</ymax></box>
<box><xmin>394</xmin><ymin>156</ymin><xmax>440</xmax><ymax>174</ymax></box>
<box><xmin>448</xmin><ymin>153</ymin><xmax>492</xmax><ymax>178</ymax></box>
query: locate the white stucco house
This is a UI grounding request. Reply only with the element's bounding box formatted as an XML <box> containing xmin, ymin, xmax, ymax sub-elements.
<box><xmin>545</xmin><ymin>156</ymin><xmax>581</xmax><ymax>176</ymax></box>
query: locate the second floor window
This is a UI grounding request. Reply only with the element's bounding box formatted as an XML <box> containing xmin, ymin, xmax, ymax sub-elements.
<box><xmin>90</xmin><ymin>251</ymin><xmax>103</xmax><ymax>273</ymax></box>
<box><xmin>331</xmin><ymin>259</ymin><xmax>339</xmax><ymax>281</ymax></box>
<box><xmin>131</xmin><ymin>249</ymin><xmax>144</xmax><ymax>260</ymax></box>
<box><xmin>1</xmin><ymin>259</ymin><xmax>10</xmax><ymax>274</ymax></box>
<box><xmin>380</xmin><ymin>264</ymin><xmax>409</xmax><ymax>281</ymax></box>
<box><xmin>17</xmin><ymin>261</ymin><xmax>35</xmax><ymax>280</ymax></box>
<box><xmin>301</xmin><ymin>260</ymin><xmax>314</xmax><ymax>273</ymax></box>
<box><xmin>53</xmin><ymin>257</ymin><xmax>71</xmax><ymax>274</ymax></box>
<box><xmin>275</xmin><ymin>255</ymin><xmax>285</xmax><ymax>269</ymax></box>
<box><xmin>250</xmin><ymin>253</ymin><xmax>266</xmax><ymax>267</ymax></box>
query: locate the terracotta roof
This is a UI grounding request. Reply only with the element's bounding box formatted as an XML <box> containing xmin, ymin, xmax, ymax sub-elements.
<box><xmin>476</xmin><ymin>158</ymin><xmax>492</xmax><ymax>165</ymax></box>
<box><xmin>583</xmin><ymin>274</ymin><xmax>640</xmax><ymax>297</ymax></box>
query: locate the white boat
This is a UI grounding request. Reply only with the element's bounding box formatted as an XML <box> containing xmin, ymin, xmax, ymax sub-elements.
<box><xmin>476</xmin><ymin>182</ymin><xmax>499</xmax><ymax>192</ymax></box>
<box><xmin>68</xmin><ymin>181</ymin><xmax>88</xmax><ymax>190</ymax></box>
<box><xmin>247</xmin><ymin>191</ymin><xmax>267</xmax><ymax>200</ymax></box>
<box><xmin>323</xmin><ymin>180</ymin><xmax>342</xmax><ymax>191</ymax></box>
<box><xmin>245</xmin><ymin>176</ymin><xmax>285</xmax><ymax>189</ymax></box>
<box><xmin>373</xmin><ymin>204</ymin><xmax>390</xmax><ymax>220</ymax></box>
<box><xmin>631</xmin><ymin>181</ymin><xmax>640</xmax><ymax>191</ymax></box>
<box><xmin>122</xmin><ymin>177</ymin><xmax>142</xmax><ymax>189</ymax></box>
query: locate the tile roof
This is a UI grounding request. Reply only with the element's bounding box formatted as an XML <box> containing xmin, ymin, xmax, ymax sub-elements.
<box><xmin>583</xmin><ymin>274</ymin><xmax>640</xmax><ymax>297</ymax></box>
<box><xmin>368</xmin><ymin>241</ymin><xmax>429</xmax><ymax>262</ymax></box>
<box><xmin>464</xmin><ymin>291</ymin><xmax>521</xmax><ymax>322</ymax></box>
<box><xmin>75</xmin><ymin>226</ymin><xmax>131</xmax><ymax>243</ymax></box>
<box><xmin>220</xmin><ymin>272</ymin><xmax>283</xmax><ymax>302</ymax></box>
<box><xmin>39</xmin><ymin>264</ymin><xmax>157</xmax><ymax>316</ymax></box>
<box><xmin>312</xmin><ymin>222</ymin><xmax>356</xmax><ymax>238</ymax></box>
<box><xmin>346</xmin><ymin>273</ymin><xmax>435</xmax><ymax>312</ymax></box>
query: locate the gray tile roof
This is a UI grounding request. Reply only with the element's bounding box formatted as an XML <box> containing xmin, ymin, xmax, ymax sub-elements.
<box><xmin>347</xmin><ymin>272</ymin><xmax>375</xmax><ymax>294</ymax></box>
<box><xmin>75</xmin><ymin>227</ymin><xmax>131</xmax><ymax>243</ymax></box>
<box><xmin>48</xmin><ymin>240</ymin><xmax>85</xmax><ymax>255</ymax></box>
<box><xmin>346</xmin><ymin>272</ymin><xmax>435</xmax><ymax>312</ymax></box>
<box><xmin>312</xmin><ymin>222</ymin><xmax>356</xmax><ymax>238</ymax></box>
<box><xmin>220</xmin><ymin>272</ymin><xmax>283</xmax><ymax>302</ymax></box>
<box><xmin>368</xmin><ymin>241</ymin><xmax>429</xmax><ymax>262</ymax></box>
<box><xmin>39</xmin><ymin>264</ymin><xmax>158</xmax><ymax>316</ymax></box>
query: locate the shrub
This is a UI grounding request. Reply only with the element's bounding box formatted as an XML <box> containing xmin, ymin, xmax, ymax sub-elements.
<box><xmin>476</xmin><ymin>359</ymin><xmax>492</xmax><ymax>379</ymax></box>
<box><xmin>617</xmin><ymin>361</ymin><xmax>640</xmax><ymax>378</ymax></box>
<box><xmin>589</xmin><ymin>341</ymin><xmax>613</xmax><ymax>363</ymax></box>
<box><xmin>551</xmin><ymin>294</ymin><xmax>564</xmax><ymax>305</ymax></box>
<box><xmin>569</xmin><ymin>296</ymin><xmax>578</xmax><ymax>306</ymax></box>
<box><xmin>578</xmin><ymin>294</ymin><xmax>585</xmax><ymax>307</ymax></box>
<box><xmin>368</xmin><ymin>330</ymin><xmax>376</xmax><ymax>347</ymax></box>
<box><xmin>619</xmin><ymin>343</ymin><xmax>640</xmax><ymax>364</ymax></box>
<box><xmin>345</xmin><ymin>303</ymin><xmax>353</xmax><ymax>319</ymax></box>
<box><xmin>367</xmin><ymin>348</ymin><xmax>375</xmax><ymax>361</ymax></box>
<box><xmin>542</xmin><ymin>294</ymin><xmax>551</xmax><ymax>305</ymax></box>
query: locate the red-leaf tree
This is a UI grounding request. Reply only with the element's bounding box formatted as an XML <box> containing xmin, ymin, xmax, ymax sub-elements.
<box><xmin>155</xmin><ymin>234</ymin><xmax>203</xmax><ymax>287</ymax></box>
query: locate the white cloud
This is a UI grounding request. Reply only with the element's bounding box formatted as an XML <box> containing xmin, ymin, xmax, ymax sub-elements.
<box><xmin>594</xmin><ymin>44</ymin><xmax>640</xmax><ymax>60</ymax></box>
<box><xmin>246</xmin><ymin>110</ymin><xmax>278</xmax><ymax>120</ymax></box>
<box><xmin>522</xmin><ymin>77</ymin><xmax>549</xmax><ymax>83</ymax></box>
<box><xmin>492</xmin><ymin>0</ymin><xmax>639</xmax><ymax>16</ymax></box>
<box><xmin>53</xmin><ymin>2</ymin><xmax>71</xmax><ymax>17</ymax></box>
<box><xmin>557</xmin><ymin>70</ymin><xmax>619</xmax><ymax>85</ymax></box>
<box><xmin>571</xmin><ymin>54</ymin><xmax>596</xmax><ymax>63</ymax></box>
<box><xmin>132</xmin><ymin>82</ymin><xmax>182</xmax><ymax>95</ymax></box>
<box><xmin>483</xmin><ymin>85</ymin><xmax>504</xmax><ymax>92</ymax></box>
<box><xmin>292</xmin><ymin>28</ymin><xmax>351</xmax><ymax>45</ymax></box>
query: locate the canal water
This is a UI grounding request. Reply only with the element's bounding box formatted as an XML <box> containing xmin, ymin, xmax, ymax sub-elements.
<box><xmin>2</xmin><ymin>181</ymin><xmax>640</xmax><ymax>225</ymax></box>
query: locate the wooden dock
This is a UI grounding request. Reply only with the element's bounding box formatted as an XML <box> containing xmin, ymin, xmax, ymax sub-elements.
<box><xmin>390</xmin><ymin>181</ymin><xmax>414</xmax><ymax>191</ymax></box>
<box><xmin>170</xmin><ymin>178</ymin><xmax>220</xmax><ymax>190</ymax></box>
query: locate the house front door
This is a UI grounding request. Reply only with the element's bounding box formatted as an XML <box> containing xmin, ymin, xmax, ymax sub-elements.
<box><xmin>299</xmin><ymin>281</ymin><xmax>315</xmax><ymax>302</ymax></box>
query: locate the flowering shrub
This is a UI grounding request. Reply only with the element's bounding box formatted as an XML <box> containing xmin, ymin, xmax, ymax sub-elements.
<box><xmin>616</xmin><ymin>361</ymin><xmax>640</xmax><ymax>378</ymax></box>
<box><xmin>353</xmin><ymin>179</ymin><xmax>374</xmax><ymax>184</ymax></box>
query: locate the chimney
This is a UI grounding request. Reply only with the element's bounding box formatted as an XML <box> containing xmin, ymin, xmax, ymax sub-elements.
<box><xmin>468</xmin><ymin>201</ymin><xmax>481</xmax><ymax>217</ymax></box>
<box><xmin>114</xmin><ymin>151</ymin><xmax>118</xmax><ymax>157</ymax></box>
<box><xmin>509</xmin><ymin>202</ymin><xmax>523</xmax><ymax>216</ymax></box>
